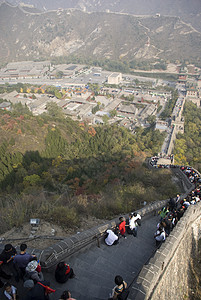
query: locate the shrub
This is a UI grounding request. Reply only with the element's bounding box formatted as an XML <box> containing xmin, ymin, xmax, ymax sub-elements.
<box><xmin>48</xmin><ymin>206</ymin><xmax>79</xmax><ymax>228</ymax></box>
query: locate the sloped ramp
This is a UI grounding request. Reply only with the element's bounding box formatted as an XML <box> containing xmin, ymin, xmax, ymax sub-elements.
<box><xmin>43</xmin><ymin>214</ymin><xmax>159</xmax><ymax>300</ymax></box>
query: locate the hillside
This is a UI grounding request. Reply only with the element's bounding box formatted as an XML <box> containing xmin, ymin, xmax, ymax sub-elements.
<box><xmin>0</xmin><ymin>103</ymin><xmax>180</xmax><ymax>234</ymax></box>
<box><xmin>0</xmin><ymin>2</ymin><xmax>201</xmax><ymax>65</ymax></box>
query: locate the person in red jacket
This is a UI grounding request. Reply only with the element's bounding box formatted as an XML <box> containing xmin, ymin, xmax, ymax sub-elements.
<box><xmin>55</xmin><ymin>262</ymin><xmax>75</xmax><ymax>283</ymax></box>
<box><xmin>118</xmin><ymin>217</ymin><xmax>127</xmax><ymax>239</ymax></box>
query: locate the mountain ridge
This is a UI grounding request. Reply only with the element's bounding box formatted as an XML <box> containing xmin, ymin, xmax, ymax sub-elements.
<box><xmin>1</xmin><ymin>0</ymin><xmax>201</xmax><ymax>16</ymax></box>
<box><xmin>0</xmin><ymin>2</ymin><xmax>201</xmax><ymax>65</ymax></box>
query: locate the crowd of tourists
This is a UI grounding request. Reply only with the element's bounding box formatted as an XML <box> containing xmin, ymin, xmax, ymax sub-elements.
<box><xmin>150</xmin><ymin>154</ymin><xmax>174</xmax><ymax>168</ymax></box>
<box><xmin>0</xmin><ymin>161</ymin><xmax>200</xmax><ymax>300</ymax></box>
<box><xmin>107</xmin><ymin>163</ymin><xmax>201</xmax><ymax>300</ymax></box>
<box><xmin>104</xmin><ymin>213</ymin><xmax>142</xmax><ymax>300</ymax></box>
<box><xmin>104</xmin><ymin>212</ymin><xmax>141</xmax><ymax>247</ymax></box>
<box><xmin>180</xmin><ymin>166</ymin><xmax>201</xmax><ymax>185</ymax></box>
<box><xmin>0</xmin><ymin>243</ymin><xmax>76</xmax><ymax>299</ymax></box>
<box><xmin>154</xmin><ymin>166</ymin><xmax>201</xmax><ymax>247</ymax></box>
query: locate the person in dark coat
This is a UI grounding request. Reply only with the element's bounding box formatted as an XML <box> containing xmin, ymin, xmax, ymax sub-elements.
<box><xmin>0</xmin><ymin>244</ymin><xmax>17</xmax><ymax>264</ymax></box>
<box><xmin>55</xmin><ymin>262</ymin><xmax>75</xmax><ymax>283</ymax></box>
<box><xmin>23</xmin><ymin>279</ymin><xmax>51</xmax><ymax>300</ymax></box>
<box><xmin>0</xmin><ymin>260</ymin><xmax>11</xmax><ymax>288</ymax></box>
<box><xmin>0</xmin><ymin>244</ymin><xmax>18</xmax><ymax>281</ymax></box>
<box><xmin>14</xmin><ymin>243</ymin><xmax>35</xmax><ymax>281</ymax></box>
<box><xmin>168</xmin><ymin>197</ymin><xmax>176</xmax><ymax>211</ymax></box>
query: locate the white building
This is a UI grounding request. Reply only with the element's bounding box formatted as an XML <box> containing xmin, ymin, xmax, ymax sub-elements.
<box><xmin>107</xmin><ymin>73</ymin><xmax>122</xmax><ymax>85</ymax></box>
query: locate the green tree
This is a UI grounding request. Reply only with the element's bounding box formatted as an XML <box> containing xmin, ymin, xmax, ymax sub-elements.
<box><xmin>9</xmin><ymin>137</ymin><xmax>15</xmax><ymax>146</ymax></box>
<box><xmin>55</xmin><ymin>71</ymin><xmax>64</xmax><ymax>79</ymax></box>
<box><xmin>147</xmin><ymin>115</ymin><xmax>156</xmax><ymax>126</ymax></box>
<box><xmin>92</xmin><ymin>104</ymin><xmax>100</xmax><ymax>114</ymax></box>
<box><xmin>46</xmin><ymin>102</ymin><xmax>65</xmax><ymax>119</ymax></box>
<box><xmin>102</xmin><ymin>115</ymin><xmax>109</xmax><ymax>124</ymax></box>
<box><xmin>12</xmin><ymin>103</ymin><xmax>32</xmax><ymax>116</ymax></box>
<box><xmin>23</xmin><ymin>174</ymin><xmax>41</xmax><ymax>186</ymax></box>
<box><xmin>54</xmin><ymin>90</ymin><xmax>63</xmax><ymax>99</ymax></box>
<box><xmin>109</xmin><ymin>110</ymin><xmax>117</xmax><ymax>117</ymax></box>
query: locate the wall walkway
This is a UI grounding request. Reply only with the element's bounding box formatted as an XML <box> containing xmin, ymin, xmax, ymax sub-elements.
<box><xmin>129</xmin><ymin>202</ymin><xmax>201</xmax><ymax>300</ymax></box>
<box><xmin>0</xmin><ymin>167</ymin><xmax>199</xmax><ymax>300</ymax></box>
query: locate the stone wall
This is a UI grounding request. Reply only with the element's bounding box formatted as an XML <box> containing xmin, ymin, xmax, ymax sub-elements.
<box><xmin>39</xmin><ymin>198</ymin><xmax>168</xmax><ymax>268</ymax></box>
<box><xmin>129</xmin><ymin>202</ymin><xmax>201</xmax><ymax>300</ymax></box>
<box><xmin>0</xmin><ymin>167</ymin><xmax>187</xmax><ymax>269</ymax></box>
<box><xmin>39</xmin><ymin>167</ymin><xmax>194</xmax><ymax>269</ymax></box>
<box><xmin>167</xmin><ymin>126</ymin><xmax>177</xmax><ymax>156</ymax></box>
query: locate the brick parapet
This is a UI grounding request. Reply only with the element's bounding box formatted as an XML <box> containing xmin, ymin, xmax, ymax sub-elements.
<box><xmin>0</xmin><ymin>166</ymin><xmax>196</xmax><ymax>274</ymax></box>
<box><xmin>39</xmin><ymin>198</ymin><xmax>169</xmax><ymax>268</ymax></box>
<box><xmin>128</xmin><ymin>201</ymin><xmax>201</xmax><ymax>300</ymax></box>
<box><xmin>40</xmin><ymin>175</ymin><xmax>193</xmax><ymax>269</ymax></box>
<box><xmin>29</xmin><ymin>167</ymin><xmax>195</xmax><ymax>268</ymax></box>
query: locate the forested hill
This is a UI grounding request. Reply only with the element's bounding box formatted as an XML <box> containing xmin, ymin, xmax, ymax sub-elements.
<box><xmin>174</xmin><ymin>101</ymin><xmax>201</xmax><ymax>172</ymax></box>
<box><xmin>0</xmin><ymin>103</ymin><xmax>180</xmax><ymax>234</ymax></box>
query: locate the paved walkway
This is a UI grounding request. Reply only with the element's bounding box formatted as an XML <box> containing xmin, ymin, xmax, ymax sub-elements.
<box><xmin>0</xmin><ymin>214</ymin><xmax>159</xmax><ymax>299</ymax></box>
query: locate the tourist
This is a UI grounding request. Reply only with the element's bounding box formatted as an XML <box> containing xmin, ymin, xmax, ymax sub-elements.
<box><xmin>168</xmin><ymin>197</ymin><xmax>176</xmax><ymax>211</ymax></box>
<box><xmin>55</xmin><ymin>262</ymin><xmax>75</xmax><ymax>283</ymax></box>
<box><xmin>161</xmin><ymin>216</ymin><xmax>172</xmax><ymax>236</ymax></box>
<box><xmin>0</xmin><ymin>244</ymin><xmax>17</xmax><ymax>265</ymax></box>
<box><xmin>0</xmin><ymin>244</ymin><xmax>17</xmax><ymax>281</ymax></box>
<box><xmin>159</xmin><ymin>205</ymin><xmax>169</xmax><ymax>220</ymax></box>
<box><xmin>4</xmin><ymin>282</ymin><xmax>18</xmax><ymax>300</ymax></box>
<box><xmin>132</xmin><ymin>211</ymin><xmax>141</xmax><ymax>226</ymax></box>
<box><xmin>175</xmin><ymin>194</ymin><xmax>180</xmax><ymax>206</ymax></box>
<box><xmin>109</xmin><ymin>275</ymin><xmax>128</xmax><ymax>300</ymax></box>
<box><xmin>59</xmin><ymin>290</ymin><xmax>76</xmax><ymax>300</ymax></box>
<box><xmin>118</xmin><ymin>217</ymin><xmax>127</xmax><ymax>239</ymax></box>
<box><xmin>127</xmin><ymin>213</ymin><xmax>138</xmax><ymax>237</ymax></box>
<box><xmin>0</xmin><ymin>258</ymin><xmax>11</xmax><ymax>288</ymax></box>
<box><xmin>127</xmin><ymin>214</ymin><xmax>134</xmax><ymax>235</ymax></box>
<box><xmin>23</xmin><ymin>279</ymin><xmax>50</xmax><ymax>300</ymax></box>
<box><xmin>24</xmin><ymin>260</ymin><xmax>44</xmax><ymax>283</ymax></box>
<box><xmin>154</xmin><ymin>224</ymin><xmax>166</xmax><ymax>247</ymax></box>
<box><xmin>105</xmin><ymin>229</ymin><xmax>119</xmax><ymax>246</ymax></box>
<box><xmin>14</xmin><ymin>243</ymin><xmax>35</xmax><ymax>280</ymax></box>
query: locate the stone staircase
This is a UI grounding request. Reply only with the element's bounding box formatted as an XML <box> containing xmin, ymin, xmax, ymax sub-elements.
<box><xmin>42</xmin><ymin>214</ymin><xmax>159</xmax><ymax>300</ymax></box>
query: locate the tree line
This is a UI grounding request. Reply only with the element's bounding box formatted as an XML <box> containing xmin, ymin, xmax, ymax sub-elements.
<box><xmin>174</xmin><ymin>101</ymin><xmax>201</xmax><ymax>172</ymax></box>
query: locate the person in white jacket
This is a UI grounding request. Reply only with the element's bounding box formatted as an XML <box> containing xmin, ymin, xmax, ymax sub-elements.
<box><xmin>129</xmin><ymin>212</ymin><xmax>141</xmax><ymax>237</ymax></box>
<box><xmin>105</xmin><ymin>229</ymin><xmax>119</xmax><ymax>246</ymax></box>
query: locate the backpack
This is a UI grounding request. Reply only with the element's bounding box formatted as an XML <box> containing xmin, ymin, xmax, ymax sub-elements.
<box><xmin>136</xmin><ymin>218</ymin><xmax>141</xmax><ymax>226</ymax></box>
<box><xmin>23</xmin><ymin>271</ymin><xmax>31</xmax><ymax>282</ymax></box>
<box><xmin>117</xmin><ymin>283</ymin><xmax>129</xmax><ymax>300</ymax></box>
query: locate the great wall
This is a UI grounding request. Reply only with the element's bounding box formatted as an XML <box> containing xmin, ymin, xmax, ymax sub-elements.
<box><xmin>0</xmin><ymin>87</ymin><xmax>201</xmax><ymax>299</ymax></box>
<box><xmin>0</xmin><ymin>162</ymin><xmax>200</xmax><ymax>299</ymax></box>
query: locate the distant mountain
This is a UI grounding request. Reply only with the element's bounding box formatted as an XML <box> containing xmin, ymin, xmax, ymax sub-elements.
<box><xmin>2</xmin><ymin>0</ymin><xmax>201</xmax><ymax>16</ymax></box>
<box><xmin>0</xmin><ymin>2</ymin><xmax>201</xmax><ymax>65</ymax></box>
<box><xmin>3</xmin><ymin>0</ymin><xmax>201</xmax><ymax>32</ymax></box>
